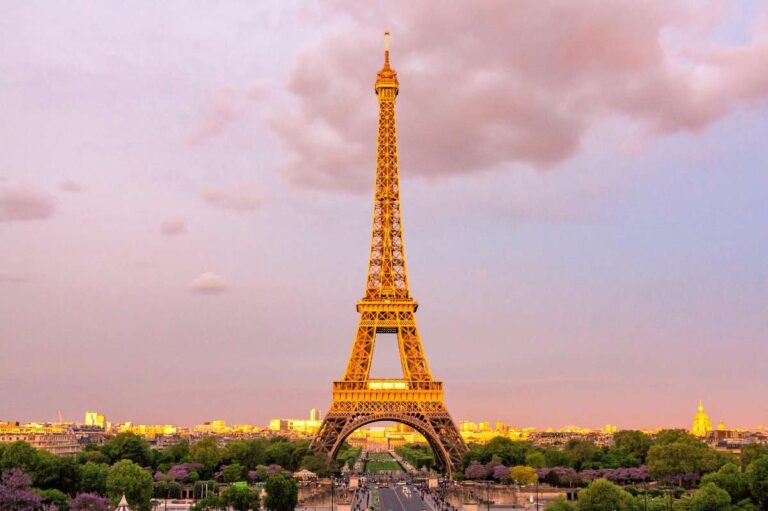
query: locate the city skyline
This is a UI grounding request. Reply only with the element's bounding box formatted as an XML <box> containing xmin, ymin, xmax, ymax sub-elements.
<box><xmin>2</xmin><ymin>1</ymin><xmax>768</xmax><ymax>430</ymax></box>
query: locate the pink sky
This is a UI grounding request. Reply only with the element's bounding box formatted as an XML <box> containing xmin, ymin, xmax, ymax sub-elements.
<box><xmin>1</xmin><ymin>1</ymin><xmax>767</xmax><ymax>430</ymax></box>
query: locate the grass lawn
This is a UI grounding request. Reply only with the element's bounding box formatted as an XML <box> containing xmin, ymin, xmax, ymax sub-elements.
<box><xmin>365</xmin><ymin>452</ymin><xmax>404</xmax><ymax>473</ymax></box>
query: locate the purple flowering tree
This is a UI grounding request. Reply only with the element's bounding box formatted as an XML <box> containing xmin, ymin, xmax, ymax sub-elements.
<box><xmin>465</xmin><ymin>461</ymin><xmax>487</xmax><ymax>480</ymax></box>
<box><xmin>493</xmin><ymin>465</ymin><xmax>511</xmax><ymax>481</ymax></box>
<box><xmin>0</xmin><ymin>469</ymin><xmax>44</xmax><ymax>511</ymax></box>
<box><xmin>69</xmin><ymin>493</ymin><xmax>111</xmax><ymax>511</ymax></box>
<box><xmin>267</xmin><ymin>464</ymin><xmax>284</xmax><ymax>477</ymax></box>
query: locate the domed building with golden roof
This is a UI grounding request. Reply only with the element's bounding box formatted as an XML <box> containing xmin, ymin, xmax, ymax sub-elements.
<box><xmin>691</xmin><ymin>401</ymin><xmax>712</xmax><ymax>437</ymax></box>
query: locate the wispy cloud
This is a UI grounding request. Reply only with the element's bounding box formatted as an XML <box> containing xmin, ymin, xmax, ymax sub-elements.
<box><xmin>0</xmin><ymin>272</ymin><xmax>29</xmax><ymax>285</ymax></box>
<box><xmin>188</xmin><ymin>272</ymin><xmax>230</xmax><ymax>295</ymax></box>
<box><xmin>189</xmin><ymin>82</ymin><xmax>267</xmax><ymax>145</ymax></box>
<box><xmin>0</xmin><ymin>186</ymin><xmax>55</xmax><ymax>221</ymax></box>
<box><xmin>57</xmin><ymin>180</ymin><xmax>84</xmax><ymax>193</ymax></box>
<box><xmin>201</xmin><ymin>188</ymin><xmax>261</xmax><ymax>213</ymax></box>
<box><xmin>160</xmin><ymin>218</ymin><xmax>188</xmax><ymax>236</ymax></box>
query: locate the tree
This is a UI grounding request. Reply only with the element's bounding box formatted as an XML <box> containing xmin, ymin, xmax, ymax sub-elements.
<box><xmin>221</xmin><ymin>484</ymin><xmax>260</xmax><ymax>511</ymax></box>
<box><xmin>688</xmin><ymin>483</ymin><xmax>731</xmax><ymax>511</ymax></box>
<box><xmin>545</xmin><ymin>496</ymin><xmax>575</xmax><ymax>511</ymax></box>
<box><xmin>465</xmin><ymin>461</ymin><xmax>487</xmax><ymax>480</ymax></box>
<box><xmin>106</xmin><ymin>460</ymin><xmax>153</xmax><ymax>511</ymax></box>
<box><xmin>190</xmin><ymin>438</ymin><xmax>222</xmax><ymax>479</ymax></box>
<box><xmin>510</xmin><ymin>465</ymin><xmax>538</xmax><ymax>485</ymax></box>
<box><xmin>103</xmin><ymin>433</ymin><xmax>152</xmax><ymax>467</ymax></box>
<box><xmin>226</xmin><ymin>440</ymin><xmax>266</xmax><ymax>470</ymax></box>
<box><xmin>493</xmin><ymin>465</ymin><xmax>511</xmax><ymax>481</ymax></box>
<box><xmin>700</xmin><ymin>463</ymin><xmax>750</xmax><ymax>502</ymax></box>
<box><xmin>613</xmin><ymin>431</ymin><xmax>653</xmax><ymax>464</ymax></box>
<box><xmin>80</xmin><ymin>462</ymin><xmax>109</xmax><ymax>495</ymax></box>
<box><xmin>0</xmin><ymin>468</ymin><xmax>44</xmax><ymax>511</ymax></box>
<box><xmin>1</xmin><ymin>442</ymin><xmax>39</xmax><ymax>473</ymax></box>
<box><xmin>742</xmin><ymin>447</ymin><xmax>768</xmax><ymax>471</ymax></box>
<box><xmin>647</xmin><ymin>431</ymin><xmax>721</xmax><ymax>486</ymax></box>
<box><xmin>36</xmin><ymin>488</ymin><xmax>69</xmax><ymax>510</ymax></box>
<box><xmin>221</xmin><ymin>464</ymin><xmax>245</xmax><ymax>483</ymax></box>
<box><xmin>575</xmin><ymin>478</ymin><xmax>634</xmax><ymax>511</ymax></box>
<box><xmin>69</xmin><ymin>493</ymin><xmax>111</xmax><ymax>511</ymax></box>
<box><xmin>265</xmin><ymin>443</ymin><xmax>294</xmax><ymax>470</ymax></box>
<box><xmin>544</xmin><ymin>449</ymin><xmax>573</xmax><ymax>468</ymax></box>
<box><xmin>565</xmin><ymin>440</ymin><xmax>599</xmax><ymax>471</ymax></box>
<box><xmin>264</xmin><ymin>474</ymin><xmax>298</xmax><ymax>511</ymax></box>
<box><xmin>299</xmin><ymin>453</ymin><xmax>330</xmax><ymax>477</ymax></box>
<box><xmin>33</xmin><ymin>451</ymin><xmax>80</xmax><ymax>494</ymax></box>
<box><xmin>746</xmin><ymin>456</ymin><xmax>768</xmax><ymax>510</ymax></box>
<box><xmin>526</xmin><ymin>451</ymin><xmax>546</xmax><ymax>469</ymax></box>
<box><xmin>192</xmin><ymin>494</ymin><xmax>224</xmax><ymax>511</ymax></box>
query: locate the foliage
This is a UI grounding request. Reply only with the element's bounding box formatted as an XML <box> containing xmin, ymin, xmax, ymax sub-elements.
<box><xmin>153</xmin><ymin>480</ymin><xmax>182</xmax><ymax>499</ymax></box>
<box><xmin>687</xmin><ymin>483</ymin><xmax>731</xmax><ymax>511</ymax></box>
<box><xmin>510</xmin><ymin>465</ymin><xmax>538</xmax><ymax>485</ymax></box>
<box><xmin>221</xmin><ymin>463</ymin><xmax>245</xmax><ymax>483</ymax></box>
<box><xmin>492</xmin><ymin>464</ymin><xmax>511</xmax><ymax>481</ymax></box>
<box><xmin>1</xmin><ymin>442</ymin><xmax>40</xmax><ymax>473</ymax></box>
<box><xmin>613</xmin><ymin>431</ymin><xmax>653</xmax><ymax>464</ymax></box>
<box><xmin>69</xmin><ymin>492</ymin><xmax>110</xmax><ymax>511</ymax></box>
<box><xmin>190</xmin><ymin>438</ymin><xmax>223</xmax><ymax>479</ymax></box>
<box><xmin>192</xmin><ymin>494</ymin><xmax>224</xmax><ymax>511</ymax></box>
<box><xmin>575</xmin><ymin>478</ymin><xmax>635</xmax><ymax>511</ymax></box>
<box><xmin>335</xmin><ymin>443</ymin><xmax>361</xmax><ymax>471</ymax></box>
<box><xmin>299</xmin><ymin>453</ymin><xmax>331</xmax><ymax>477</ymax></box>
<box><xmin>741</xmin><ymin>448</ymin><xmax>768</xmax><ymax>472</ymax></box>
<box><xmin>36</xmin><ymin>487</ymin><xmax>69</xmax><ymax>510</ymax></box>
<box><xmin>264</xmin><ymin>474</ymin><xmax>298</xmax><ymax>511</ymax></box>
<box><xmin>526</xmin><ymin>451</ymin><xmax>546</xmax><ymax>468</ymax></box>
<box><xmin>0</xmin><ymin>468</ymin><xmax>44</xmax><ymax>511</ymax></box>
<box><xmin>225</xmin><ymin>440</ymin><xmax>266</xmax><ymax>470</ymax></box>
<box><xmin>105</xmin><ymin>460</ymin><xmax>153</xmax><ymax>511</ymax></box>
<box><xmin>465</xmin><ymin>461</ymin><xmax>487</xmax><ymax>480</ymax></box>
<box><xmin>33</xmin><ymin>451</ymin><xmax>80</xmax><ymax>494</ymax></box>
<box><xmin>395</xmin><ymin>444</ymin><xmax>435</xmax><ymax>470</ymax></box>
<box><xmin>220</xmin><ymin>484</ymin><xmax>260</xmax><ymax>511</ymax></box>
<box><xmin>745</xmin><ymin>456</ymin><xmax>768</xmax><ymax>510</ymax></box>
<box><xmin>79</xmin><ymin>463</ymin><xmax>109</xmax><ymax>495</ymax></box>
<box><xmin>545</xmin><ymin>496</ymin><xmax>575</xmax><ymax>511</ymax></box>
<box><xmin>566</xmin><ymin>440</ymin><xmax>600</xmax><ymax>471</ymax></box>
<box><xmin>647</xmin><ymin>430</ymin><xmax>721</xmax><ymax>485</ymax></box>
<box><xmin>700</xmin><ymin>463</ymin><xmax>750</xmax><ymax>502</ymax></box>
<box><xmin>102</xmin><ymin>433</ymin><xmax>152</xmax><ymax>467</ymax></box>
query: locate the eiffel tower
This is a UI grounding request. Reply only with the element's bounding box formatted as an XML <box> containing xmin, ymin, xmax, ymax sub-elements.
<box><xmin>311</xmin><ymin>33</ymin><xmax>467</xmax><ymax>477</ymax></box>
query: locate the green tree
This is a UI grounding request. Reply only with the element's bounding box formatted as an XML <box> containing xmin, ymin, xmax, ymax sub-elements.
<box><xmin>688</xmin><ymin>483</ymin><xmax>731</xmax><ymax>511</ymax></box>
<box><xmin>575</xmin><ymin>478</ymin><xmax>635</xmax><ymax>511</ymax></box>
<box><xmin>36</xmin><ymin>488</ymin><xmax>70</xmax><ymax>511</ymax></box>
<box><xmin>192</xmin><ymin>494</ymin><xmax>224</xmax><ymax>511</ymax></box>
<box><xmin>106</xmin><ymin>460</ymin><xmax>153</xmax><ymax>511</ymax></box>
<box><xmin>613</xmin><ymin>431</ymin><xmax>653</xmax><ymax>464</ymax></box>
<box><xmin>221</xmin><ymin>484</ymin><xmax>260</xmax><ymax>511</ymax></box>
<box><xmin>700</xmin><ymin>463</ymin><xmax>750</xmax><ymax>502</ymax></box>
<box><xmin>33</xmin><ymin>451</ymin><xmax>80</xmax><ymax>494</ymax></box>
<box><xmin>103</xmin><ymin>433</ymin><xmax>152</xmax><ymax>467</ymax></box>
<box><xmin>746</xmin><ymin>456</ymin><xmax>768</xmax><ymax>510</ymax></box>
<box><xmin>300</xmin><ymin>453</ymin><xmax>331</xmax><ymax>477</ymax></box>
<box><xmin>80</xmin><ymin>462</ymin><xmax>109</xmax><ymax>494</ymax></box>
<box><xmin>545</xmin><ymin>496</ymin><xmax>575</xmax><ymax>511</ymax></box>
<box><xmin>565</xmin><ymin>440</ymin><xmax>599</xmax><ymax>471</ymax></box>
<box><xmin>510</xmin><ymin>465</ymin><xmax>538</xmax><ymax>485</ymax></box>
<box><xmin>0</xmin><ymin>441</ymin><xmax>39</xmax><ymax>472</ymax></box>
<box><xmin>265</xmin><ymin>443</ymin><xmax>294</xmax><ymax>470</ymax></box>
<box><xmin>190</xmin><ymin>438</ymin><xmax>223</xmax><ymax>479</ymax></box>
<box><xmin>226</xmin><ymin>440</ymin><xmax>266</xmax><ymax>470</ymax></box>
<box><xmin>264</xmin><ymin>474</ymin><xmax>298</xmax><ymax>511</ymax></box>
<box><xmin>544</xmin><ymin>449</ymin><xmax>573</xmax><ymax>468</ymax></box>
<box><xmin>221</xmin><ymin>463</ymin><xmax>245</xmax><ymax>483</ymax></box>
<box><xmin>742</xmin><ymin>448</ymin><xmax>768</xmax><ymax>471</ymax></box>
<box><xmin>647</xmin><ymin>431</ymin><xmax>721</xmax><ymax>486</ymax></box>
<box><xmin>526</xmin><ymin>451</ymin><xmax>546</xmax><ymax>468</ymax></box>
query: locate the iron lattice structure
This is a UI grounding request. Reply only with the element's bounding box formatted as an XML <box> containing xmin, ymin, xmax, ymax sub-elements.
<box><xmin>312</xmin><ymin>34</ymin><xmax>467</xmax><ymax>478</ymax></box>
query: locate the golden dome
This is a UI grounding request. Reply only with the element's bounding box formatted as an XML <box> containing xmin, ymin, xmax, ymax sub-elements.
<box><xmin>691</xmin><ymin>401</ymin><xmax>712</xmax><ymax>437</ymax></box>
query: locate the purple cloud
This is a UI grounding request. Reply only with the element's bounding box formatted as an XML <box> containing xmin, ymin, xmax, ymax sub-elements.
<box><xmin>0</xmin><ymin>186</ymin><xmax>55</xmax><ymax>221</ymax></box>
<box><xmin>160</xmin><ymin>218</ymin><xmax>188</xmax><ymax>236</ymax></box>
<box><xmin>57</xmin><ymin>180</ymin><xmax>85</xmax><ymax>193</ymax></box>
<box><xmin>201</xmin><ymin>188</ymin><xmax>260</xmax><ymax>213</ymax></box>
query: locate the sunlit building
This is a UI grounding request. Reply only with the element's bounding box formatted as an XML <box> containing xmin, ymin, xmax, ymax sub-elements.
<box><xmin>692</xmin><ymin>401</ymin><xmax>713</xmax><ymax>437</ymax></box>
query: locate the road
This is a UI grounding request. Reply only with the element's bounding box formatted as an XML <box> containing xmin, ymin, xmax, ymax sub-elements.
<box><xmin>379</xmin><ymin>485</ymin><xmax>429</xmax><ymax>511</ymax></box>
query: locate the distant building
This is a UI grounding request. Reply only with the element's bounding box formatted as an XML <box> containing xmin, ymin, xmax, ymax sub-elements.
<box><xmin>310</xmin><ymin>408</ymin><xmax>322</xmax><ymax>421</ymax></box>
<box><xmin>692</xmin><ymin>401</ymin><xmax>713</xmax><ymax>437</ymax></box>
<box><xmin>84</xmin><ymin>411</ymin><xmax>108</xmax><ymax>430</ymax></box>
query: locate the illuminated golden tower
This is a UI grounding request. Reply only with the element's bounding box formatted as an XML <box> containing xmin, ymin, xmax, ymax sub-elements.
<box><xmin>691</xmin><ymin>401</ymin><xmax>712</xmax><ymax>437</ymax></box>
<box><xmin>311</xmin><ymin>33</ymin><xmax>467</xmax><ymax>476</ymax></box>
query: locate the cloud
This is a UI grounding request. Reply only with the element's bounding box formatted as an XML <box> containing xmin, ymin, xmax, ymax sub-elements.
<box><xmin>0</xmin><ymin>186</ymin><xmax>55</xmax><ymax>221</ymax></box>
<box><xmin>189</xmin><ymin>82</ymin><xmax>267</xmax><ymax>145</ymax></box>
<box><xmin>189</xmin><ymin>272</ymin><xmax>230</xmax><ymax>295</ymax></box>
<box><xmin>57</xmin><ymin>180</ymin><xmax>84</xmax><ymax>193</ymax></box>
<box><xmin>0</xmin><ymin>272</ymin><xmax>28</xmax><ymax>284</ymax></box>
<box><xmin>160</xmin><ymin>218</ymin><xmax>188</xmax><ymax>236</ymax></box>
<box><xmin>272</xmin><ymin>1</ymin><xmax>768</xmax><ymax>191</ymax></box>
<box><xmin>201</xmin><ymin>188</ymin><xmax>261</xmax><ymax>212</ymax></box>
